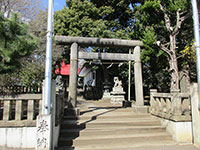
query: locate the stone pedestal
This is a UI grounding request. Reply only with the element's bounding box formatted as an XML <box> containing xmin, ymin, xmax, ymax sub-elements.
<box><xmin>103</xmin><ymin>92</ymin><xmax>111</xmax><ymax>100</ymax></box>
<box><xmin>132</xmin><ymin>106</ymin><xmax>149</xmax><ymax>113</ymax></box>
<box><xmin>111</xmin><ymin>94</ymin><xmax>125</xmax><ymax>104</ymax></box>
<box><xmin>110</xmin><ymin>77</ymin><xmax>125</xmax><ymax>105</ymax></box>
<box><xmin>102</xmin><ymin>81</ymin><xmax>112</xmax><ymax>100</ymax></box>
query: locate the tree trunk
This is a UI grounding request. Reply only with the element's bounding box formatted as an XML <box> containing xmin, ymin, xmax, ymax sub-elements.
<box><xmin>169</xmin><ymin>54</ymin><xmax>179</xmax><ymax>90</ymax></box>
<box><xmin>169</xmin><ymin>35</ymin><xmax>179</xmax><ymax>90</ymax></box>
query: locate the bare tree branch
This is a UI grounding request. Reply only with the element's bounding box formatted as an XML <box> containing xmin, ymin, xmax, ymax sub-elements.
<box><xmin>159</xmin><ymin>42</ymin><xmax>173</xmax><ymax>60</ymax></box>
<box><xmin>0</xmin><ymin>0</ymin><xmax>44</xmax><ymax>19</ymax></box>
<box><xmin>177</xmin><ymin>53</ymin><xmax>187</xmax><ymax>59</ymax></box>
<box><xmin>173</xmin><ymin>9</ymin><xmax>190</xmax><ymax>36</ymax></box>
<box><xmin>160</xmin><ymin>4</ymin><xmax>172</xmax><ymax>33</ymax></box>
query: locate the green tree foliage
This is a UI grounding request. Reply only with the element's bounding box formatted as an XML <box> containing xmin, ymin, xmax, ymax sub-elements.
<box><xmin>140</xmin><ymin>27</ymin><xmax>171</xmax><ymax>91</ymax></box>
<box><xmin>0</xmin><ymin>0</ymin><xmax>47</xmax><ymax>87</ymax></box>
<box><xmin>54</xmin><ymin>0</ymin><xmax>113</xmax><ymax>38</ymax></box>
<box><xmin>54</xmin><ymin>0</ymin><xmax>136</xmax><ymax>84</ymax></box>
<box><xmin>0</xmin><ymin>13</ymin><xmax>38</xmax><ymax>74</ymax></box>
<box><xmin>54</xmin><ymin>0</ymin><xmax>194</xmax><ymax>92</ymax></box>
<box><xmin>134</xmin><ymin>0</ymin><xmax>192</xmax><ymax>91</ymax></box>
<box><xmin>54</xmin><ymin>0</ymin><xmax>144</xmax><ymax>41</ymax></box>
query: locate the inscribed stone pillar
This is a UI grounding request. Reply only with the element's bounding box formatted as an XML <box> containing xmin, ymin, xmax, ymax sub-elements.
<box><xmin>68</xmin><ymin>43</ymin><xmax>78</xmax><ymax>107</ymax></box>
<box><xmin>36</xmin><ymin>115</ymin><xmax>52</xmax><ymax>150</ymax></box>
<box><xmin>134</xmin><ymin>46</ymin><xmax>144</xmax><ymax>106</ymax></box>
<box><xmin>190</xmin><ymin>83</ymin><xmax>200</xmax><ymax>147</ymax></box>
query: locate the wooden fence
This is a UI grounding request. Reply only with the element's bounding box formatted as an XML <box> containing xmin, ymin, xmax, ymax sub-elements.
<box><xmin>149</xmin><ymin>89</ymin><xmax>191</xmax><ymax>121</ymax></box>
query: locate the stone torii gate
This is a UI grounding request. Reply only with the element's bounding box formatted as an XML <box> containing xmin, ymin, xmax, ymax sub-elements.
<box><xmin>55</xmin><ymin>36</ymin><xmax>144</xmax><ymax>108</ymax></box>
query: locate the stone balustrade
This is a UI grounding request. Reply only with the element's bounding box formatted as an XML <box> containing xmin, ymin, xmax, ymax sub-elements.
<box><xmin>0</xmin><ymin>90</ymin><xmax>64</xmax><ymax>127</ymax></box>
<box><xmin>149</xmin><ymin>89</ymin><xmax>191</xmax><ymax>121</ymax></box>
<box><xmin>0</xmin><ymin>85</ymin><xmax>42</xmax><ymax>94</ymax></box>
<box><xmin>0</xmin><ymin>94</ymin><xmax>42</xmax><ymax>127</ymax></box>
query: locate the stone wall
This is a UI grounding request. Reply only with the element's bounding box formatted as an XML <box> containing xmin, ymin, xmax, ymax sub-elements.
<box><xmin>0</xmin><ymin>126</ymin><xmax>60</xmax><ymax>149</ymax></box>
<box><xmin>160</xmin><ymin>119</ymin><xmax>192</xmax><ymax>143</ymax></box>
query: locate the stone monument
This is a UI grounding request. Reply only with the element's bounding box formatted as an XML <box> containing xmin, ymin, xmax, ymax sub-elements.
<box><xmin>111</xmin><ymin>77</ymin><xmax>125</xmax><ymax>104</ymax></box>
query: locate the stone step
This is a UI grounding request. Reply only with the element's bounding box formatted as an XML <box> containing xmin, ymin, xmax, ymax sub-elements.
<box><xmin>63</xmin><ymin>113</ymin><xmax>153</xmax><ymax>120</ymax></box>
<box><xmin>63</xmin><ymin>117</ymin><xmax>159</xmax><ymax>124</ymax></box>
<box><xmin>59</xmin><ymin>126</ymin><xmax>166</xmax><ymax>139</ymax></box>
<box><xmin>60</xmin><ymin>130</ymin><xmax>170</xmax><ymax>141</ymax></box>
<box><xmin>80</xmin><ymin>107</ymin><xmax>133</xmax><ymax>112</ymax></box>
<box><xmin>60</xmin><ymin>120</ymin><xmax>161</xmax><ymax>129</ymax></box>
<box><xmin>58</xmin><ymin>134</ymin><xmax>176</xmax><ymax>148</ymax></box>
<box><xmin>79</xmin><ymin>110</ymin><xmax>144</xmax><ymax>117</ymax></box>
<box><xmin>58</xmin><ymin>100</ymin><xmax>176</xmax><ymax>150</ymax></box>
<box><xmin>57</xmin><ymin>144</ymin><xmax>198</xmax><ymax>150</ymax></box>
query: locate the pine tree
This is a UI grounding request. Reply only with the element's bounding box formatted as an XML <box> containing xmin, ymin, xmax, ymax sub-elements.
<box><xmin>0</xmin><ymin>12</ymin><xmax>38</xmax><ymax>74</ymax></box>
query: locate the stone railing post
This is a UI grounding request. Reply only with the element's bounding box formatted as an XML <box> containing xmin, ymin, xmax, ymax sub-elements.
<box><xmin>171</xmin><ymin>89</ymin><xmax>182</xmax><ymax>118</ymax></box>
<box><xmin>55</xmin><ymin>90</ymin><xmax>64</xmax><ymax>126</ymax></box>
<box><xmin>190</xmin><ymin>83</ymin><xmax>200</xmax><ymax>147</ymax></box>
<box><xmin>134</xmin><ymin>46</ymin><xmax>144</xmax><ymax>106</ymax></box>
<box><xmin>42</xmin><ymin>81</ymin><xmax>45</xmax><ymax>114</ymax></box>
<box><xmin>68</xmin><ymin>42</ymin><xmax>78</xmax><ymax>108</ymax></box>
<box><xmin>3</xmin><ymin>100</ymin><xmax>11</xmax><ymax>120</ymax></box>
<box><xmin>15</xmin><ymin>100</ymin><xmax>23</xmax><ymax>120</ymax></box>
<box><xmin>59</xmin><ymin>90</ymin><xmax>64</xmax><ymax>120</ymax></box>
<box><xmin>27</xmin><ymin>100</ymin><xmax>34</xmax><ymax>120</ymax></box>
<box><xmin>51</xmin><ymin>80</ymin><xmax>56</xmax><ymax>149</ymax></box>
<box><xmin>149</xmin><ymin>89</ymin><xmax>157</xmax><ymax>114</ymax></box>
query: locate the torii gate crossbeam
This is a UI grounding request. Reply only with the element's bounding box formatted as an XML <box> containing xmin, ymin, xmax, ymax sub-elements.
<box><xmin>78</xmin><ymin>52</ymin><xmax>135</xmax><ymax>61</ymax></box>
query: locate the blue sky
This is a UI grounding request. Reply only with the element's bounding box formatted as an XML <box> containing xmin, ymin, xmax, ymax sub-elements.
<box><xmin>43</xmin><ymin>0</ymin><xmax>66</xmax><ymax>11</ymax></box>
<box><xmin>43</xmin><ymin>1</ymin><xmax>135</xmax><ymax>11</ymax></box>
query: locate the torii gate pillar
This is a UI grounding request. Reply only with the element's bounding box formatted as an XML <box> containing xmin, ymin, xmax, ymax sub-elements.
<box><xmin>68</xmin><ymin>42</ymin><xmax>78</xmax><ymax>108</ymax></box>
<box><xmin>134</xmin><ymin>46</ymin><xmax>144</xmax><ymax>106</ymax></box>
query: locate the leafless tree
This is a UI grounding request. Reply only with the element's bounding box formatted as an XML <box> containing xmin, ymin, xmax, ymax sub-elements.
<box><xmin>157</xmin><ymin>4</ymin><xmax>190</xmax><ymax>90</ymax></box>
<box><xmin>0</xmin><ymin>0</ymin><xmax>44</xmax><ymax>19</ymax></box>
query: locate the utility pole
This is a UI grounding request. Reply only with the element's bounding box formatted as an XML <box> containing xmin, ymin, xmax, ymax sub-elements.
<box><xmin>43</xmin><ymin>0</ymin><xmax>54</xmax><ymax>115</ymax></box>
<box><xmin>192</xmin><ymin>0</ymin><xmax>200</xmax><ymax>109</ymax></box>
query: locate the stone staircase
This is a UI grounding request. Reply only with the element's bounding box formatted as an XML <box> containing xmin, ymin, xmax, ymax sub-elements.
<box><xmin>57</xmin><ymin>100</ymin><xmax>178</xmax><ymax>150</ymax></box>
